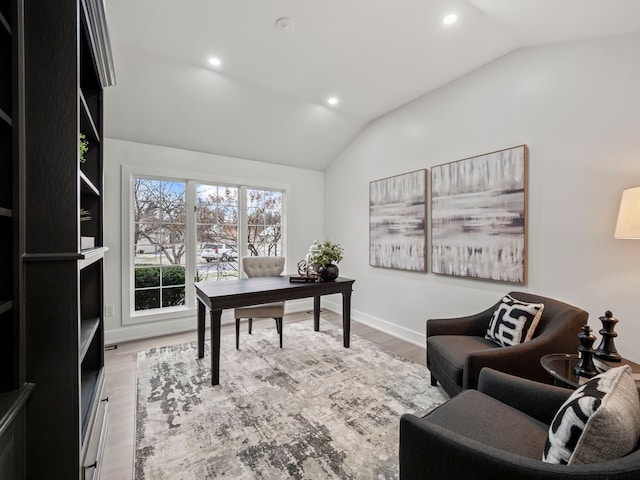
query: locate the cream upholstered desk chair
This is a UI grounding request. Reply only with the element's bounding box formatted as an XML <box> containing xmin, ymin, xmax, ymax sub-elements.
<box><xmin>234</xmin><ymin>256</ymin><xmax>286</xmax><ymax>349</ymax></box>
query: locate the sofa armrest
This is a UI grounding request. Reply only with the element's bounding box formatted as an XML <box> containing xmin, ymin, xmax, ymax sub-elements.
<box><xmin>477</xmin><ymin>368</ymin><xmax>571</xmax><ymax>425</ymax></box>
<box><xmin>427</xmin><ymin>302</ymin><xmax>499</xmax><ymax>337</ymax></box>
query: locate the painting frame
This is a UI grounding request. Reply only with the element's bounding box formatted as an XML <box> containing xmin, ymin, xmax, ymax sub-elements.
<box><xmin>369</xmin><ymin>169</ymin><xmax>427</xmax><ymax>272</ymax></box>
<box><xmin>431</xmin><ymin>145</ymin><xmax>528</xmax><ymax>284</ymax></box>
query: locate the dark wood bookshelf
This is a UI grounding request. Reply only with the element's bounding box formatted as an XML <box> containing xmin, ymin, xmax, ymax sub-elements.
<box><xmin>80</xmin><ymin>90</ymin><xmax>99</xmax><ymax>140</ymax></box>
<box><xmin>80</xmin><ymin>317</ymin><xmax>101</xmax><ymax>360</ymax></box>
<box><xmin>80</xmin><ymin>170</ymin><xmax>101</xmax><ymax>196</ymax></box>
<box><xmin>0</xmin><ymin>12</ymin><xmax>10</xmax><ymax>34</ymax></box>
<box><xmin>0</xmin><ymin>19</ymin><xmax>11</xmax><ymax>118</ymax></box>
<box><xmin>0</xmin><ymin>383</ymin><xmax>34</xmax><ymax>480</ymax></box>
<box><xmin>0</xmin><ymin>384</ymin><xmax>33</xmax><ymax>435</ymax></box>
<box><xmin>16</xmin><ymin>0</ymin><xmax>115</xmax><ymax>478</ymax></box>
<box><xmin>0</xmin><ymin>300</ymin><xmax>11</xmax><ymax>314</ymax></box>
<box><xmin>0</xmin><ymin>118</ymin><xmax>11</xmax><ymax>208</ymax></box>
<box><xmin>0</xmin><ymin>0</ymin><xmax>114</xmax><ymax>475</ymax></box>
<box><xmin>0</xmin><ymin>0</ymin><xmax>30</xmax><ymax>478</ymax></box>
<box><xmin>80</xmin><ymin>368</ymin><xmax>102</xmax><ymax>437</ymax></box>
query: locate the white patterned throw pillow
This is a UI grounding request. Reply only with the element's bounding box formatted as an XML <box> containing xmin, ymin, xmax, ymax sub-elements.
<box><xmin>543</xmin><ymin>365</ymin><xmax>640</xmax><ymax>464</ymax></box>
<box><xmin>484</xmin><ymin>295</ymin><xmax>544</xmax><ymax>347</ymax></box>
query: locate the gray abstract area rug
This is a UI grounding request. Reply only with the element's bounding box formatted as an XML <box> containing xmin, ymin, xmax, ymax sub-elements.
<box><xmin>135</xmin><ymin>321</ymin><xmax>447</xmax><ymax>479</ymax></box>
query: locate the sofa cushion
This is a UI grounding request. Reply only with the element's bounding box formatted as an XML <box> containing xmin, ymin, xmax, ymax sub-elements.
<box><xmin>485</xmin><ymin>294</ymin><xmax>544</xmax><ymax>347</ymax></box>
<box><xmin>428</xmin><ymin>335</ymin><xmax>499</xmax><ymax>387</ymax></box>
<box><xmin>424</xmin><ymin>389</ymin><xmax>549</xmax><ymax>459</ymax></box>
<box><xmin>543</xmin><ymin>365</ymin><xmax>640</xmax><ymax>465</ymax></box>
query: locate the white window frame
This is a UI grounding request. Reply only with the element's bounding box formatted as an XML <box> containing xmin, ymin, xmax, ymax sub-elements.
<box><xmin>121</xmin><ymin>165</ymin><xmax>288</xmax><ymax>325</ymax></box>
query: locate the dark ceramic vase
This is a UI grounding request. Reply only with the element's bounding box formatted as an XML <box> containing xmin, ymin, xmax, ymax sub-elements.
<box><xmin>317</xmin><ymin>264</ymin><xmax>339</xmax><ymax>282</ymax></box>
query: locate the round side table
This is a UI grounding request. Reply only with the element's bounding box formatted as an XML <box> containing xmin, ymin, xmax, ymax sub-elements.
<box><xmin>540</xmin><ymin>353</ymin><xmax>640</xmax><ymax>389</ymax></box>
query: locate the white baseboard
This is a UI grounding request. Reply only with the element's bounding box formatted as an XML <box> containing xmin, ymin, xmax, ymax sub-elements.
<box><xmin>321</xmin><ymin>299</ymin><xmax>426</xmax><ymax>348</ymax></box>
<box><xmin>106</xmin><ymin>316</ymin><xmax>198</xmax><ymax>345</ymax></box>
<box><xmin>105</xmin><ymin>297</ymin><xmax>425</xmax><ymax>349</ymax></box>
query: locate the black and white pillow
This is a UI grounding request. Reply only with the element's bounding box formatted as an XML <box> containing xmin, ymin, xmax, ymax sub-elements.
<box><xmin>543</xmin><ymin>365</ymin><xmax>640</xmax><ymax>464</ymax></box>
<box><xmin>485</xmin><ymin>295</ymin><xmax>544</xmax><ymax>347</ymax></box>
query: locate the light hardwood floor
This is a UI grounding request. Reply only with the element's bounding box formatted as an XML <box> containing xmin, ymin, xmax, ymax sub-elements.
<box><xmin>100</xmin><ymin>311</ymin><xmax>427</xmax><ymax>480</ymax></box>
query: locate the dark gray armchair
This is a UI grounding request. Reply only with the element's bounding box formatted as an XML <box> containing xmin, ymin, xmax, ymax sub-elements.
<box><xmin>427</xmin><ymin>292</ymin><xmax>588</xmax><ymax>397</ymax></box>
<box><xmin>400</xmin><ymin>368</ymin><xmax>640</xmax><ymax>479</ymax></box>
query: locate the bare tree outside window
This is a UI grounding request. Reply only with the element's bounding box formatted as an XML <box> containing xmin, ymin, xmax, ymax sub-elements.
<box><xmin>247</xmin><ymin>189</ymin><xmax>282</xmax><ymax>256</ymax></box>
<box><xmin>196</xmin><ymin>184</ymin><xmax>239</xmax><ymax>281</ymax></box>
<box><xmin>130</xmin><ymin>178</ymin><xmax>285</xmax><ymax>313</ymax></box>
<box><xmin>133</xmin><ymin>178</ymin><xmax>186</xmax><ymax>310</ymax></box>
<box><xmin>134</xmin><ymin>178</ymin><xmax>186</xmax><ymax>265</ymax></box>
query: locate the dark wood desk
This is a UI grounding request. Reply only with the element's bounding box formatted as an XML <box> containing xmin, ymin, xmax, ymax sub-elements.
<box><xmin>195</xmin><ymin>276</ymin><xmax>355</xmax><ymax>385</ymax></box>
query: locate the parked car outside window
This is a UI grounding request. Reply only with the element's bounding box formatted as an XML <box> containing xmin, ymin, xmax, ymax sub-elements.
<box><xmin>200</xmin><ymin>244</ymin><xmax>237</xmax><ymax>262</ymax></box>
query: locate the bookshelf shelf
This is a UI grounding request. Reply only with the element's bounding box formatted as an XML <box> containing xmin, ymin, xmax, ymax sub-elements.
<box><xmin>17</xmin><ymin>1</ymin><xmax>114</xmax><ymax>478</ymax></box>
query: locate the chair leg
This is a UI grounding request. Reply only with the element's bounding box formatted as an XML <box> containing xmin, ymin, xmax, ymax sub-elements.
<box><xmin>277</xmin><ymin>318</ymin><xmax>283</xmax><ymax>348</ymax></box>
<box><xmin>430</xmin><ymin>372</ymin><xmax>438</xmax><ymax>387</ymax></box>
<box><xmin>248</xmin><ymin>318</ymin><xmax>253</xmax><ymax>334</ymax></box>
<box><xmin>235</xmin><ymin>319</ymin><xmax>240</xmax><ymax>350</ymax></box>
<box><xmin>274</xmin><ymin>317</ymin><xmax>281</xmax><ymax>334</ymax></box>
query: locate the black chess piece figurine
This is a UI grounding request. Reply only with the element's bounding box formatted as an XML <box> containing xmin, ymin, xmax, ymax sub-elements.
<box><xmin>574</xmin><ymin>325</ymin><xmax>599</xmax><ymax>378</ymax></box>
<box><xmin>595</xmin><ymin>310</ymin><xmax>622</xmax><ymax>362</ymax></box>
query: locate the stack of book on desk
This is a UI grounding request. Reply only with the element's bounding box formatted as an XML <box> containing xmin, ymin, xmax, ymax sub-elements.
<box><xmin>289</xmin><ymin>274</ymin><xmax>319</xmax><ymax>283</ymax></box>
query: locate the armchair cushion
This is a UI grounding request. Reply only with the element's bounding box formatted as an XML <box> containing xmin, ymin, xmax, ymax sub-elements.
<box><xmin>424</xmin><ymin>389</ymin><xmax>549</xmax><ymax>459</ymax></box>
<box><xmin>428</xmin><ymin>335</ymin><xmax>499</xmax><ymax>391</ymax></box>
<box><xmin>485</xmin><ymin>294</ymin><xmax>545</xmax><ymax>347</ymax></box>
<box><xmin>543</xmin><ymin>365</ymin><xmax>640</xmax><ymax>465</ymax></box>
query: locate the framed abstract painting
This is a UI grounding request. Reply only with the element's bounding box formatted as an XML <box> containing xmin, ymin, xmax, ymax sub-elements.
<box><xmin>431</xmin><ymin>145</ymin><xmax>528</xmax><ymax>283</ymax></box>
<box><xmin>369</xmin><ymin>169</ymin><xmax>427</xmax><ymax>272</ymax></box>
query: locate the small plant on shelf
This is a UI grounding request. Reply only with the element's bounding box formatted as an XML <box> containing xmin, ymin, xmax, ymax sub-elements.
<box><xmin>79</xmin><ymin>133</ymin><xmax>88</xmax><ymax>164</ymax></box>
<box><xmin>80</xmin><ymin>208</ymin><xmax>91</xmax><ymax>222</ymax></box>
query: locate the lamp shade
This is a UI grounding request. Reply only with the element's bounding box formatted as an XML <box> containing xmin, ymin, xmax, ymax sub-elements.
<box><xmin>614</xmin><ymin>187</ymin><xmax>640</xmax><ymax>239</ymax></box>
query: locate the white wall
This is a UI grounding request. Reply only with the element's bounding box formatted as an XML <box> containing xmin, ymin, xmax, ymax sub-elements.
<box><xmin>324</xmin><ymin>32</ymin><xmax>640</xmax><ymax>362</ymax></box>
<box><xmin>103</xmin><ymin>139</ymin><xmax>324</xmax><ymax>343</ymax></box>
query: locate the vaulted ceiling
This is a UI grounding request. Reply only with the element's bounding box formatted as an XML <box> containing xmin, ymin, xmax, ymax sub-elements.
<box><xmin>104</xmin><ymin>0</ymin><xmax>640</xmax><ymax>170</ymax></box>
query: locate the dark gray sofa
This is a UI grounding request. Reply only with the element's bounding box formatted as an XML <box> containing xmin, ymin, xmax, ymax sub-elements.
<box><xmin>427</xmin><ymin>291</ymin><xmax>588</xmax><ymax>397</ymax></box>
<box><xmin>400</xmin><ymin>368</ymin><xmax>640</xmax><ymax>479</ymax></box>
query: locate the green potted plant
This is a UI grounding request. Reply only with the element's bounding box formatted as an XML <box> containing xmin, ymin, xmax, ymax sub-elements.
<box><xmin>310</xmin><ymin>240</ymin><xmax>344</xmax><ymax>281</ymax></box>
<box><xmin>79</xmin><ymin>133</ymin><xmax>88</xmax><ymax>164</ymax></box>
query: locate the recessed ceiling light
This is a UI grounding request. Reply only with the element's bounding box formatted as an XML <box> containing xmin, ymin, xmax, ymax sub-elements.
<box><xmin>208</xmin><ymin>57</ymin><xmax>222</xmax><ymax>67</ymax></box>
<box><xmin>327</xmin><ymin>97</ymin><xmax>339</xmax><ymax>106</ymax></box>
<box><xmin>443</xmin><ymin>14</ymin><xmax>458</xmax><ymax>25</ymax></box>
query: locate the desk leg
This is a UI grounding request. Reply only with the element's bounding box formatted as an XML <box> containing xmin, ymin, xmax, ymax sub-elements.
<box><xmin>211</xmin><ymin>309</ymin><xmax>222</xmax><ymax>386</ymax></box>
<box><xmin>313</xmin><ymin>296</ymin><xmax>321</xmax><ymax>331</ymax></box>
<box><xmin>342</xmin><ymin>291</ymin><xmax>352</xmax><ymax>348</ymax></box>
<box><xmin>197</xmin><ymin>300</ymin><xmax>205</xmax><ymax>358</ymax></box>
